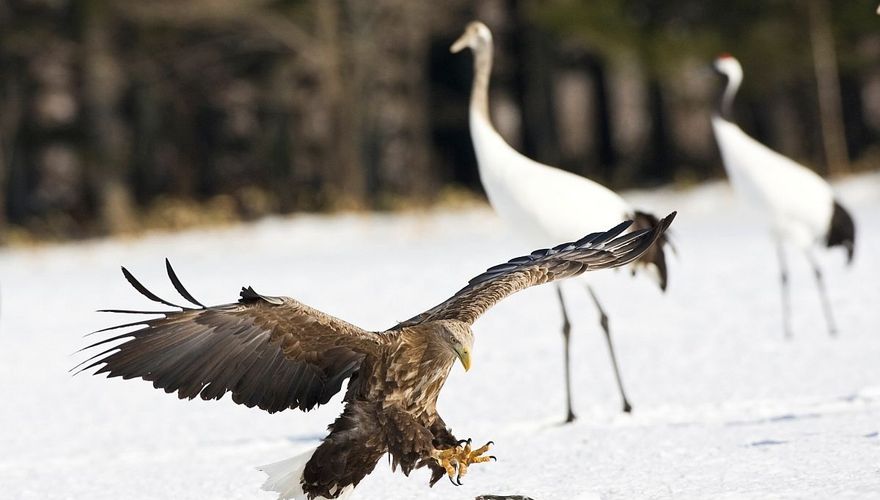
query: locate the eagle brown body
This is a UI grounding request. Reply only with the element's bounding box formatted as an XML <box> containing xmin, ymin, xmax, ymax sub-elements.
<box><xmin>305</xmin><ymin>321</ymin><xmax>468</xmax><ymax>496</ymax></box>
<box><xmin>76</xmin><ymin>213</ymin><xmax>675</xmax><ymax>499</ymax></box>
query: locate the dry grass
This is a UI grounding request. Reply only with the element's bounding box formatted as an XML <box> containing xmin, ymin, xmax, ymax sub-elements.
<box><xmin>0</xmin><ymin>185</ymin><xmax>489</xmax><ymax>248</ymax></box>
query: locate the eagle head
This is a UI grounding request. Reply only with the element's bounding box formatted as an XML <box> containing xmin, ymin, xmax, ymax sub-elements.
<box><xmin>434</xmin><ymin>320</ymin><xmax>474</xmax><ymax>372</ymax></box>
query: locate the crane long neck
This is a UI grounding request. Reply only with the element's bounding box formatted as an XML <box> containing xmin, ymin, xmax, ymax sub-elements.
<box><xmin>470</xmin><ymin>45</ymin><xmax>493</xmax><ymax>122</ymax></box>
<box><xmin>718</xmin><ymin>72</ymin><xmax>741</xmax><ymax>121</ymax></box>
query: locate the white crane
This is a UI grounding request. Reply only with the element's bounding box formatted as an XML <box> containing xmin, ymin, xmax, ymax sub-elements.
<box><xmin>711</xmin><ymin>54</ymin><xmax>855</xmax><ymax>338</ymax></box>
<box><xmin>451</xmin><ymin>21</ymin><xmax>672</xmax><ymax>421</ymax></box>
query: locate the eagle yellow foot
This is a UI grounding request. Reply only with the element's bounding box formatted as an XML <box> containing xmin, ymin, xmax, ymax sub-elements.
<box><xmin>432</xmin><ymin>438</ymin><xmax>496</xmax><ymax>486</ymax></box>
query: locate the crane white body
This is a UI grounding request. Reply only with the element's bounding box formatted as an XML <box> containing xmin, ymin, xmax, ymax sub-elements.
<box><xmin>452</xmin><ymin>21</ymin><xmax>671</xmax><ymax>419</ymax></box>
<box><xmin>711</xmin><ymin>116</ymin><xmax>833</xmax><ymax>249</ymax></box>
<box><xmin>470</xmin><ymin>112</ymin><xmax>633</xmax><ymax>248</ymax></box>
<box><xmin>711</xmin><ymin>54</ymin><xmax>855</xmax><ymax>338</ymax></box>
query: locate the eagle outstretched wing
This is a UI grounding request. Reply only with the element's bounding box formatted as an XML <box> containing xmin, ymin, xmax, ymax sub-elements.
<box><xmin>75</xmin><ymin>259</ymin><xmax>384</xmax><ymax>414</ymax></box>
<box><xmin>395</xmin><ymin>212</ymin><xmax>676</xmax><ymax>328</ymax></box>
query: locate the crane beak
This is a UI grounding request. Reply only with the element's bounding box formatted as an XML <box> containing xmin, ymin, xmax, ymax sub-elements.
<box><xmin>450</xmin><ymin>34</ymin><xmax>469</xmax><ymax>54</ymax></box>
<box><xmin>455</xmin><ymin>345</ymin><xmax>472</xmax><ymax>371</ymax></box>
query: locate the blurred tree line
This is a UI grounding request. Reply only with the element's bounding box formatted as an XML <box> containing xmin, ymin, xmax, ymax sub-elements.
<box><xmin>0</xmin><ymin>0</ymin><xmax>877</xmax><ymax>241</ymax></box>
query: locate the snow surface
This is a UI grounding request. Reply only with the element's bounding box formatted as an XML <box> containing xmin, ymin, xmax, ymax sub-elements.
<box><xmin>1</xmin><ymin>175</ymin><xmax>879</xmax><ymax>499</ymax></box>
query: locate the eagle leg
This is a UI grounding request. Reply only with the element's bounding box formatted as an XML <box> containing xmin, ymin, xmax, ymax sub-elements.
<box><xmin>431</xmin><ymin>439</ymin><xmax>495</xmax><ymax>485</ymax></box>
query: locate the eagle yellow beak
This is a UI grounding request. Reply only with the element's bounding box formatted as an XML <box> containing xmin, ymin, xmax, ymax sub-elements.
<box><xmin>455</xmin><ymin>346</ymin><xmax>472</xmax><ymax>371</ymax></box>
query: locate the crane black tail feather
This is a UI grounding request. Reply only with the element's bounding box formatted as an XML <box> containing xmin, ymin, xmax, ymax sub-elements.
<box><xmin>630</xmin><ymin>210</ymin><xmax>672</xmax><ymax>291</ymax></box>
<box><xmin>826</xmin><ymin>200</ymin><xmax>855</xmax><ymax>264</ymax></box>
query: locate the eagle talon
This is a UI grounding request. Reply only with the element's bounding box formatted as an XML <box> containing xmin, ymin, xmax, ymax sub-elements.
<box><xmin>432</xmin><ymin>438</ymin><xmax>495</xmax><ymax>487</ymax></box>
<box><xmin>471</xmin><ymin>440</ymin><xmax>494</xmax><ymax>457</ymax></box>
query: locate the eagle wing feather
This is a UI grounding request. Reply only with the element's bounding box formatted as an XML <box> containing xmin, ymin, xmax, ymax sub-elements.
<box><xmin>76</xmin><ymin>262</ymin><xmax>385</xmax><ymax>414</ymax></box>
<box><xmin>395</xmin><ymin>212</ymin><xmax>675</xmax><ymax>327</ymax></box>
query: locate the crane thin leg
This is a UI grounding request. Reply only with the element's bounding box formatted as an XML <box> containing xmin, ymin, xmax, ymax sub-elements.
<box><xmin>586</xmin><ymin>286</ymin><xmax>632</xmax><ymax>413</ymax></box>
<box><xmin>806</xmin><ymin>253</ymin><xmax>838</xmax><ymax>336</ymax></box>
<box><xmin>777</xmin><ymin>243</ymin><xmax>793</xmax><ymax>339</ymax></box>
<box><xmin>555</xmin><ymin>285</ymin><xmax>577</xmax><ymax>423</ymax></box>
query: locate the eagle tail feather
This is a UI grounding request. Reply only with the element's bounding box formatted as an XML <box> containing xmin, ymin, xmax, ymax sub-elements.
<box><xmin>257</xmin><ymin>447</ymin><xmax>355</xmax><ymax>500</ymax></box>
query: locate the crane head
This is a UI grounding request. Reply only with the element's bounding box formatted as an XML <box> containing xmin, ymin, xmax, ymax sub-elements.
<box><xmin>713</xmin><ymin>53</ymin><xmax>743</xmax><ymax>83</ymax></box>
<box><xmin>451</xmin><ymin>21</ymin><xmax>493</xmax><ymax>54</ymax></box>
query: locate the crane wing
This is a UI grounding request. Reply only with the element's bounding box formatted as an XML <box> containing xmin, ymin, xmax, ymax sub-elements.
<box><xmin>75</xmin><ymin>260</ymin><xmax>384</xmax><ymax>414</ymax></box>
<box><xmin>395</xmin><ymin>212</ymin><xmax>675</xmax><ymax>327</ymax></box>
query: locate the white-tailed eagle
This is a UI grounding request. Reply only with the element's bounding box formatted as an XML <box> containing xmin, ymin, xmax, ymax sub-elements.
<box><xmin>76</xmin><ymin>213</ymin><xmax>674</xmax><ymax>499</ymax></box>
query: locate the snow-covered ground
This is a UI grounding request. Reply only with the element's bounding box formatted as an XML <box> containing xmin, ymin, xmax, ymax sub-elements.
<box><xmin>2</xmin><ymin>175</ymin><xmax>879</xmax><ymax>499</ymax></box>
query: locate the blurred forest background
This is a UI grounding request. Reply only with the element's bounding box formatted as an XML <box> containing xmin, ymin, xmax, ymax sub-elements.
<box><xmin>0</xmin><ymin>0</ymin><xmax>878</xmax><ymax>242</ymax></box>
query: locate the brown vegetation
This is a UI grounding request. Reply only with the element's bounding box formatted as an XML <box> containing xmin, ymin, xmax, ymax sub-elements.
<box><xmin>1</xmin><ymin>0</ymin><xmax>877</xmax><ymax>243</ymax></box>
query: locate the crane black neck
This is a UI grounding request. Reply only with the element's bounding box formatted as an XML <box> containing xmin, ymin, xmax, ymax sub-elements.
<box><xmin>715</xmin><ymin>73</ymin><xmax>740</xmax><ymax>122</ymax></box>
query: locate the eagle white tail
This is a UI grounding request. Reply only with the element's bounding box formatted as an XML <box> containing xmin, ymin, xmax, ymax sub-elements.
<box><xmin>257</xmin><ymin>446</ymin><xmax>354</xmax><ymax>500</ymax></box>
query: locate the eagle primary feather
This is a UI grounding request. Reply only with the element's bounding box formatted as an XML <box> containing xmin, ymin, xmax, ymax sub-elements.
<box><xmin>77</xmin><ymin>212</ymin><xmax>675</xmax><ymax>499</ymax></box>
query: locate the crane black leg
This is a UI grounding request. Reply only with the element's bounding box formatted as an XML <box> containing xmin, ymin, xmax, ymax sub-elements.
<box><xmin>555</xmin><ymin>285</ymin><xmax>576</xmax><ymax>423</ymax></box>
<box><xmin>586</xmin><ymin>286</ymin><xmax>632</xmax><ymax>413</ymax></box>
<box><xmin>807</xmin><ymin>254</ymin><xmax>838</xmax><ymax>336</ymax></box>
<box><xmin>776</xmin><ymin>243</ymin><xmax>793</xmax><ymax>339</ymax></box>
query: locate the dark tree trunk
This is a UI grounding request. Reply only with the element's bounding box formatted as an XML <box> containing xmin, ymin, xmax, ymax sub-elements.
<box><xmin>315</xmin><ymin>0</ymin><xmax>366</xmax><ymax>209</ymax></box>
<box><xmin>807</xmin><ymin>0</ymin><xmax>849</xmax><ymax>175</ymax></box>
<box><xmin>80</xmin><ymin>0</ymin><xmax>135</xmax><ymax>233</ymax></box>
